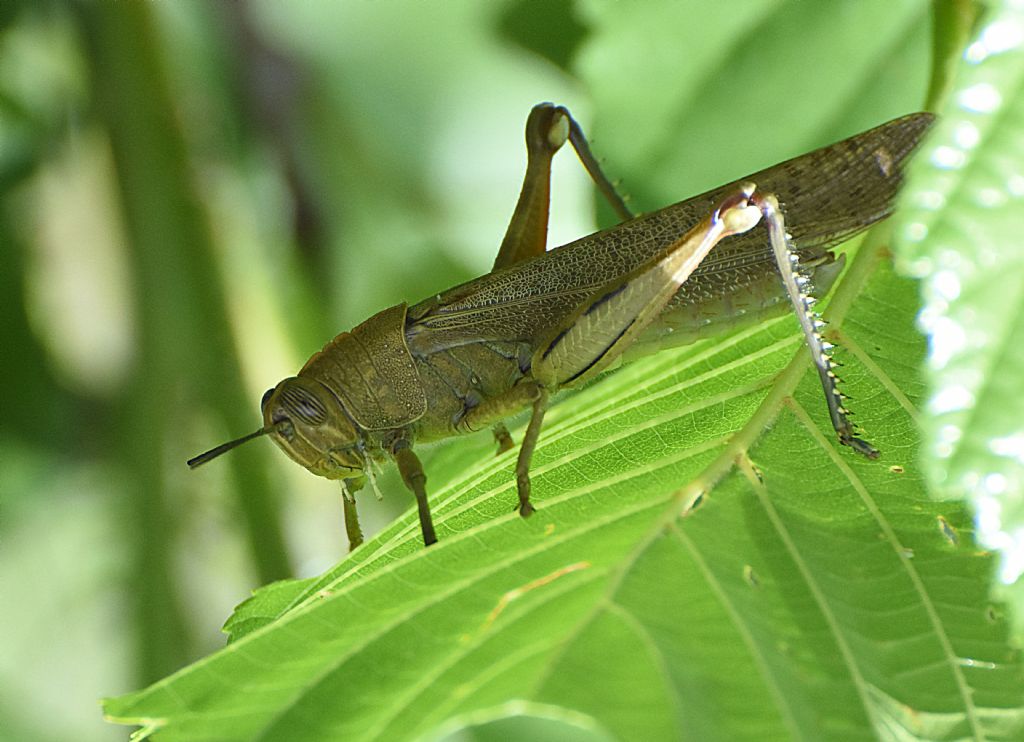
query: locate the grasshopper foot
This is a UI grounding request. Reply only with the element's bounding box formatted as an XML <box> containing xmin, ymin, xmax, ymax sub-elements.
<box><xmin>844</xmin><ymin>434</ymin><xmax>881</xmax><ymax>459</ymax></box>
<box><xmin>516</xmin><ymin>471</ymin><xmax>535</xmax><ymax>518</ymax></box>
<box><xmin>838</xmin><ymin>424</ymin><xmax>880</xmax><ymax>459</ymax></box>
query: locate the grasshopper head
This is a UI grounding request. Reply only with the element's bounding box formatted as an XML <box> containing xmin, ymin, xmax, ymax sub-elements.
<box><xmin>187</xmin><ymin>377</ymin><xmax>365</xmax><ymax>478</ymax></box>
<box><xmin>260</xmin><ymin>377</ymin><xmax>365</xmax><ymax>480</ymax></box>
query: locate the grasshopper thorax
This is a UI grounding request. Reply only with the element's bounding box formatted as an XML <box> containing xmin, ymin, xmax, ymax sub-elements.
<box><xmin>261</xmin><ymin>376</ymin><xmax>364</xmax><ymax>480</ymax></box>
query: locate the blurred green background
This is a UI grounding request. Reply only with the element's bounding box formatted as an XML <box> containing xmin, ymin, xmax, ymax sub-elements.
<box><xmin>1</xmin><ymin>3</ymin><xmax>601</xmax><ymax>739</ymax></box>
<box><xmin>0</xmin><ymin>1</ymin><xmax>931</xmax><ymax>739</ymax></box>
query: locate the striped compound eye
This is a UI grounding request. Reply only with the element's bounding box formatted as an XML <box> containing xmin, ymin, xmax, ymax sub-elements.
<box><xmin>277</xmin><ymin>383</ymin><xmax>329</xmax><ymax>426</ymax></box>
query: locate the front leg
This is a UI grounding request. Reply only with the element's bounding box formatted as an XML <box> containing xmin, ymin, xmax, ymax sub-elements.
<box><xmin>390</xmin><ymin>439</ymin><xmax>438</xmax><ymax>546</ymax></box>
<box><xmin>341</xmin><ymin>477</ymin><xmax>365</xmax><ymax>551</ymax></box>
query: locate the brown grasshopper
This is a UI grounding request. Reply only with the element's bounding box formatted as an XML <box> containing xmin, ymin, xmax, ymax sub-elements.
<box><xmin>189</xmin><ymin>103</ymin><xmax>933</xmax><ymax>548</ymax></box>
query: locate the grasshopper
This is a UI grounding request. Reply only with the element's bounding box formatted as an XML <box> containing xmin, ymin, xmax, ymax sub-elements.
<box><xmin>189</xmin><ymin>103</ymin><xmax>933</xmax><ymax>548</ymax></box>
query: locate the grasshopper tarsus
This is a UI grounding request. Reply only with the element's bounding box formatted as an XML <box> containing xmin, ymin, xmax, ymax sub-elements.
<box><xmin>515</xmin><ymin>470</ymin><xmax>535</xmax><ymax>517</ymax></box>
<box><xmin>843</xmin><ymin>434</ymin><xmax>881</xmax><ymax>460</ymax></box>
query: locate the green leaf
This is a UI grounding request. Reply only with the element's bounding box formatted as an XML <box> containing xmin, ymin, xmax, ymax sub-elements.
<box><xmin>105</xmin><ymin>257</ymin><xmax>1024</xmax><ymax>740</ymax></box>
<box><xmin>103</xmin><ymin>2</ymin><xmax>1024</xmax><ymax>739</ymax></box>
<box><xmin>221</xmin><ymin>577</ymin><xmax>318</xmax><ymax>643</ymax></box>
<box><xmin>893</xmin><ymin>1</ymin><xmax>1024</xmax><ymax>624</ymax></box>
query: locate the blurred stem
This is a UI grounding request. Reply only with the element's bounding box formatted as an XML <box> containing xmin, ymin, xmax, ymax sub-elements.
<box><xmin>927</xmin><ymin>0</ymin><xmax>983</xmax><ymax>110</ymax></box>
<box><xmin>75</xmin><ymin>1</ymin><xmax>292</xmax><ymax>681</ymax></box>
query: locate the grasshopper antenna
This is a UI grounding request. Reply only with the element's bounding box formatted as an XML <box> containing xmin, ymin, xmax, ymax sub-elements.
<box><xmin>187</xmin><ymin>427</ymin><xmax>271</xmax><ymax>468</ymax></box>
